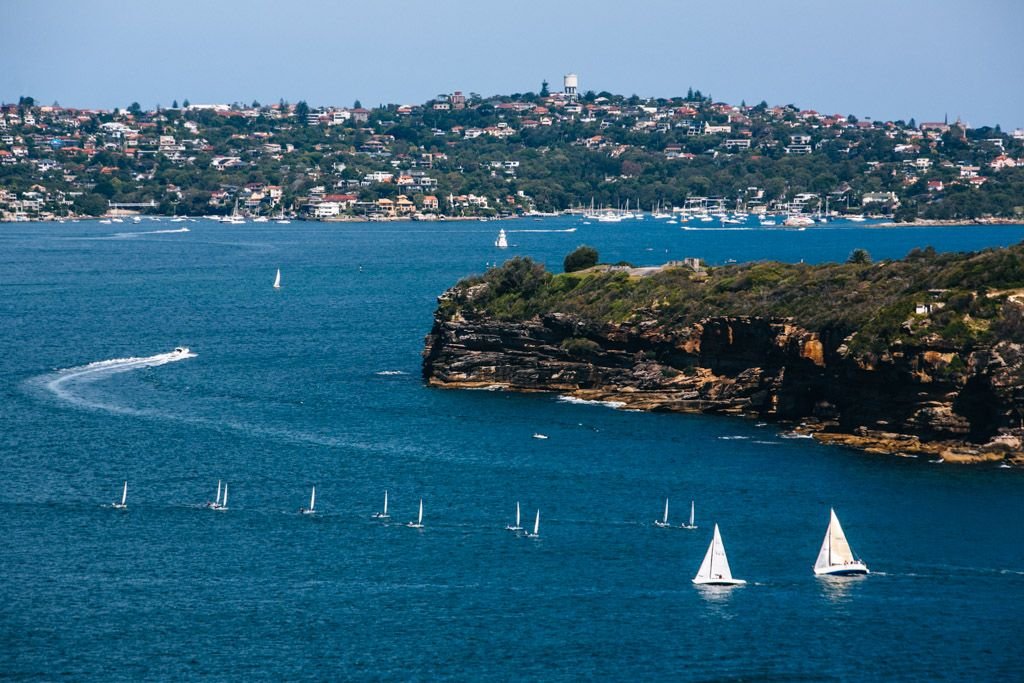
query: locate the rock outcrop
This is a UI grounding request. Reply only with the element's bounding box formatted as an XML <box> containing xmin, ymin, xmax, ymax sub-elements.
<box><xmin>423</xmin><ymin>307</ymin><xmax>1024</xmax><ymax>465</ymax></box>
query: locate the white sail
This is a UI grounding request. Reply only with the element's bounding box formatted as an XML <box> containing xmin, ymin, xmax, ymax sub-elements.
<box><xmin>216</xmin><ymin>480</ymin><xmax>222</xmax><ymax>506</ymax></box>
<box><xmin>689</xmin><ymin>500</ymin><xmax>695</xmax><ymax>527</ymax></box>
<box><xmin>533</xmin><ymin>509</ymin><xmax>540</xmax><ymax>536</ymax></box>
<box><xmin>516</xmin><ymin>501</ymin><xmax>521</xmax><ymax>527</ymax></box>
<box><xmin>815</xmin><ymin>508</ymin><xmax>858</xmax><ymax>571</ymax></box>
<box><xmin>693</xmin><ymin>524</ymin><xmax>743</xmax><ymax>584</ymax></box>
<box><xmin>663</xmin><ymin>498</ymin><xmax>670</xmax><ymax>524</ymax></box>
<box><xmin>221</xmin><ymin>484</ymin><xmax>228</xmax><ymax>509</ymax></box>
<box><xmin>418</xmin><ymin>499</ymin><xmax>423</xmax><ymax>525</ymax></box>
<box><xmin>273</xmin><ymin>268</ymin><xmax>281</xmax><ymax>289</ymax></box>
<box><xmin>309</xmin><ymin>486</ymin><xmax>316</xmax><ymax>512</ymax></box>
<box><xmin>121</xmin><ymin>481</ymin><xmax>128</xmax><ymax>506</ymax></box>
<box><xmin>383</xmin><ymin>490</ymin><xmax>388</xmax><ymax>515</ymax></box>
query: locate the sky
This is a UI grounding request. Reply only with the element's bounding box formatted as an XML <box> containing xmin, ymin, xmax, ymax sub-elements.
<box><xmin>3</xmin><ymin>0</ymin><xmax>1022</xmax><ymax>129</ymax></box>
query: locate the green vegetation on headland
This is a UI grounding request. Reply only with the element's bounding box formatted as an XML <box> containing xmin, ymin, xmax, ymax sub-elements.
<box><xmin>2</xmin><ymin>87</ymin><xmax>1024</xmax><ymax>221</ymax></box>
<box><xmin>443</xmin><ymin>243</ymin><xmax>1024</xmax><ymax>356</ymax></box>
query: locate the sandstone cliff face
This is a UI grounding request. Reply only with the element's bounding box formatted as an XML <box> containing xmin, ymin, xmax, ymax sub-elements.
<box><xmin>423</xmin><ymin>305</ymin><xmax>1024</xmax><ymax>464</ymax></box>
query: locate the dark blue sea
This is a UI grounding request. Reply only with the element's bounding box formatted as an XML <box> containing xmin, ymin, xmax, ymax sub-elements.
<box><xmin>1</xmin><ymin>216</ymin><xmax>1022</xmax><ymax>681</ymax></box>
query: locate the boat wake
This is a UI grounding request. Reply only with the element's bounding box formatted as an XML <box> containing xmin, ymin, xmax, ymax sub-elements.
<box><xmin>32</xmin><ymin>349</ymin><xmax>197</xmax><ymax>413</ymax></box>
<box><xmin>375</xmin><ymin>370</ymin><xmax>408</xmax><ymax>376</ymax></box>
<box><xmin>718</xmin><ymin>435</ymin><xmax>750</xmax><ymax>440</ymax></box>
<box><xmin>557</xmin><ymin>395</ymin><xmax>626</xmax><ymax>409</ymax></box>
<box><xmin>112</xmin><ymin>227</ymin><xmax>191</xmax><ymax>238</ymax></box>
<box><xmin>509</xmin><ymin>228</ymin><xmax>578</xmax><ymax>233</ymax></box>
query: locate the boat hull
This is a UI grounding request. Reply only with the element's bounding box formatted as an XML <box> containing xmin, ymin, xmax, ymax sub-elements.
<box><xmin>692</xmin><ymin>578</ymin><xmax>746</xmax><ymax>586</ymax></box>
<box><xmin>814</xmin><ymin>562</ymin><xmax>869</xmax><ymax>576</ymax></box>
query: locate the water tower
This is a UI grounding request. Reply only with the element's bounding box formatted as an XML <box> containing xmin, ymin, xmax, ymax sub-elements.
<box><xmin>563</xmin><ymin>73</ymin><xmax>578</xmax><ymax>102</ymax></box>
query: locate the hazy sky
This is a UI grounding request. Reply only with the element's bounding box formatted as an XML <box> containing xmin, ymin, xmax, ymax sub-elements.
<box><xmin>3</xmin><ymin>0</ymin><xmax>1022</xmax><ymax>128</ymax></box>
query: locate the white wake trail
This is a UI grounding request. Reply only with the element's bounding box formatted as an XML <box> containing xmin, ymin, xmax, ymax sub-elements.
<box><xmin>111</xmin><ymin>227</ymin><xmax>191</xmax><ymax>238</ymax></box>
<box><xmin>38</xmin><ymin>349</ymin><xmax>197</xmax><ymax>411</ymax></box>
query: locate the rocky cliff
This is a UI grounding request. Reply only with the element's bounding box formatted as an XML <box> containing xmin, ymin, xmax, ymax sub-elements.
<box><xmin>423</xmin><ymin>252</ymin><xmax>1024</xmax><ymax>465</ymax></box>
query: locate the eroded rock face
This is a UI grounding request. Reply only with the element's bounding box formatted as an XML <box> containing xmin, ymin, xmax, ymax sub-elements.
<box><xmin>422</xmin><ymin>305</ymin><xmax>1024</xmax><ymax>464</ymax></box>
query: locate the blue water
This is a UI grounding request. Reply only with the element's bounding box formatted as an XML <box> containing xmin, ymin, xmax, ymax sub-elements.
<box><xmin>1</xmin><ymin>217</ymin><xmax>1023</xmax><ymax>680</ymax></box>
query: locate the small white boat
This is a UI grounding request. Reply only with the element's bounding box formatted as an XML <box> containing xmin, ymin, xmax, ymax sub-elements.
<box><xmin>407</xmin><ymin>498</ymin><xmax>424</xmax><ymax>528</ymax></box>
<box><xmin>112</xmin><ymin>481</ymin><xmax>128</xmax><ymax>509</ymax></box>
<box><xmin>813</xmin><ymin>508</ymin><xmax>869</xmax><ymax>576</ymax></box>
<box><xmin>99</xmin><ymin>219</ymin><xmax>112</xmax><ymax>224</ymax></box>
<box><xmin>173</xmin><ymin>346</ymin><xmax>190</xmax><ymax>355</ymax></box>
<box><xmin>276</xmin><ymin>219</ymin><xmax>291</xmax><ymax>224</ymax></box>
<box><xmin>680</xmin><ymin>500</ymin><xmax>698</xmax><ymax>530</ymax></box>
<box><xmin>506</xmin><ymin>501</ymin><xmax>524</xmax><ymax>531</ymax></box>
<box><xmin>495</xmin><ymin>229</ymin><xmax>508</xmax><ymax>249</ymax></box>
<box><xmin>207</xmin><ymin>480</ymin><xmax>228</xmax><ymax>511</ymax></box>
<box><xmin>525</xmin><ymin>509</ymin><xmax>540</xmax><ymax>538</ymax></box>
<box><xmin>692</xmin><ymin>524</ymin><xmax>746</xmax><ymax>586</ymax></box>
<box><xmin>300</xmin><ymin>486</ymin><xmax>316</xmax><ymax>515</ymax></box>
<box><xmin>532</xmin><ymin>433</ymin><xmax>548</xmax><ymax>440</ymax></box>
<box><xmin>273</xmin><ymin>268</ymin><xmax>281</xmax><ymax>289</ymax></box>
<box><xmin>252</xmin><ymin>216</ymin><xmax>269</xmax><ymax>223</ymax></box>
<box><xmin>654</xmin><ymin>498</ymin><xmax>671</xmax><ymax>528</ymax></box>
<box><xmin>372</xmin><ymin>490</ymin><xmax>390</xmax><ymax>519</ymax></box>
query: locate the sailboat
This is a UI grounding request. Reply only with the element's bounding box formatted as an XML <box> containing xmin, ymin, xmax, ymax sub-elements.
<box><xmin>692</xmin><ymin>524</ymin><xmax>746</xmax><ymax>585</ymax></box>
<box><xmin>207</xmin><ymin>480</ymin><xmax>228</xmax><ymax>511</ymax></box>
<box><xmin>495</xmin><ymin>229</ymin><xmax>508</xmax><ymax>249</ymax></box>
<box><xmin>273</xmin><ymin>268</ymin><xmax>281</xmax><ymax>289</ymax></box>
<box><xmin>813</xmin><ymin>508</ymin><xmax>869</xmax><ymax>576</ymax></box>
<box><xmin>215</xmin><ymin>483</ymin><xmax>229</xmax><ymax>511</ymax></box>
<box><xmin>407</xmin><ymin>498</ymin><xmax>424</xmax><ymax>528</ymax></box>
<box><xmin>525</xmin><ymin>509</ymin><xmax>540</xmax><ymax>538</ymax></box>
<box><xmin>300</xmin><ymin>486</ymin><xmax>316</xmax><ymax>515</ymax></box>
<box><xmin>372</xmin><ymin>490</ymin><xmax>390</xmax><ymax>519</ymax></box>
<box><xmin>112</xmin><ymin>481</ymin><xmax>128</xmax><ymax>509</ymax></box>
<box><xmin>506</xmin><ymin>501</ymin><xmax>524</xmax><ymax>531</ymax></box>
<box><xmin>680</xmin><ymin>500</ymin><xmax>698</xmax><ymax>530</ymax></box>
<box><xmin>654</xmin><ymin>498</ymin><xmax>671</xmax><ymax>528</ymax></box>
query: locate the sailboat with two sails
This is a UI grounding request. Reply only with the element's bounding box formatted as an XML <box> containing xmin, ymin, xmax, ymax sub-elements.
<box><xmin>813</xmin><ymin>508</ymin><xmax>869</xmax><ymax>576</ymax></box>
<box><xmin>692</xmin><ymin>524</ymin><xmax>746</xmax><ymax>586</ymax></box>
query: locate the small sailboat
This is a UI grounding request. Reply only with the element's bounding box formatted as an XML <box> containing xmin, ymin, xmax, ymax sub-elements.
<box><xmin>525</xmin><ymin>509</ymin><xmax>540</xmax><ymax>538</ymax></box>
<box><xmin>407</xmin><ymin>498</ymin><xmax>424</xmax><ymax>528</ymax></box>
<box><xmin>692</xmin><ymin>524</ymin><xmax>746</xmax><ymax>586</ymax></box>
<box><xmin>495</xmin><ymin>229</ymin><xmax>508</xmax><ymax>249</ymax></box>
<box><xmin>207</xmin><ymin>480</ymin><xmax>228</xmax><ymax>511</ymax></box>
<box><xmin>813</xmin><ymin>508</ymin><xmax>869</xmax><ymax>576</ymax></box>
<box><xmin>273</xmin><ymin>268</ymin><xmax>281</xmax><ymax>289</ymax></box>
<box><xmin>654</xmin><ymin>498</ymin><xmax>671</xmax><ymax>528</ymax></box>
<box><xmin>532</xmin><ymin>433</ymin><xmax>548</xmax><ymax>440</ymax></box>
<box><xmin>112</xmin><ymin>481</ymin><xmax>128</xmax><ymax>509</ymax></box>
<box><xmin>372</xmin><ymin>490</ymin><xmax>390</xmax><ymax>519</ymax></box>
<box><xmin>300</xmin><ymin>486</ymin><xmax>316</xmax><ymax>515</ymax></box>
<box><xmin>680</xmin><ymin>500</ymin><xmax>698</xmax><ymax>530</ymax></box>
<box><xmin>506</xmin><ymin>501</ymin><xmax>524</xmax><ymax>531</ymax></box>
<box><xmin>215</xmin><ymin>483</ymin><xmax>229</xmax><ymax>511</ymax></box>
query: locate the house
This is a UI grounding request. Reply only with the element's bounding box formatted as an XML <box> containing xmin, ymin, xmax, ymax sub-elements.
<box><xmin>862</xmin><ymin>191</ymin><xmax>899</xmax><ymax>205</ymax></box>
<box><xmin>421</xmin><ymin>195</ymin><xmax>439</xmax><ymax>211</ymax></box>
<box><xmin>991</xmin><ymin>154</ymin><xmax>1017</xmax><ymax>171</ymax></box>
<box><xmin>927</xmin><ymin>180</ymin><xmax>944</xmax><ymax>192</ymax></box>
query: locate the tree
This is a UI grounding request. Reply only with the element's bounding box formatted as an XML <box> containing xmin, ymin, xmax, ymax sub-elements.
<box><xmin>564</xmin><ymin>245</ymin><xmax>599</xmax><ymax>273</ymax></box>
<box><xmin>540</xmin><ymin>80</ymin><xmax>550</xmax><ymax>97</ymax></box>
<box><xmin>353</xmin><ymin>99</ymin><xmax>362</xmax><ymax>109</ymax></box>
<box><xmin>182</xmin><ymin>99</ymin><xmax>190</xmax><ymax>108</ymax></box>
<box><xmin>847</xmin><ymin>248</ymin><xmax>872</xmax><ymax>264</ymax></box>
<box><xmin>73</xmin><ymin>193</ymin><xmax>108</xmax><ymax>216</ymax></box>
<box><xmin>295</xmin><ymin>100</ymin><xmax>310</xmax><ymax>125</ymax></box>
<box><xmin>127</xmin><ymin>102</ymin><xmax>142</xmax><ymax>116</ymax></box>
<box><xmin>172</xmin><ymin>99</ymin><xmax>179</xmax><ymax>109</ymax></box>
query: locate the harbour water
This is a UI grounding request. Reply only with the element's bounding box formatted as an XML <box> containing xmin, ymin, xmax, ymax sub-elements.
<box><xmin>1</xmin><ymin>217</ymin><xmax>1023</xmax><ymax>680</ymax></box>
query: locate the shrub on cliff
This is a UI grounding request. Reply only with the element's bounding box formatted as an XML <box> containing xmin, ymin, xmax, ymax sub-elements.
<box><xmin>564</xmin><ymin>245</ymin><xmax>599</xmax><ymax>273</ymax></box>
